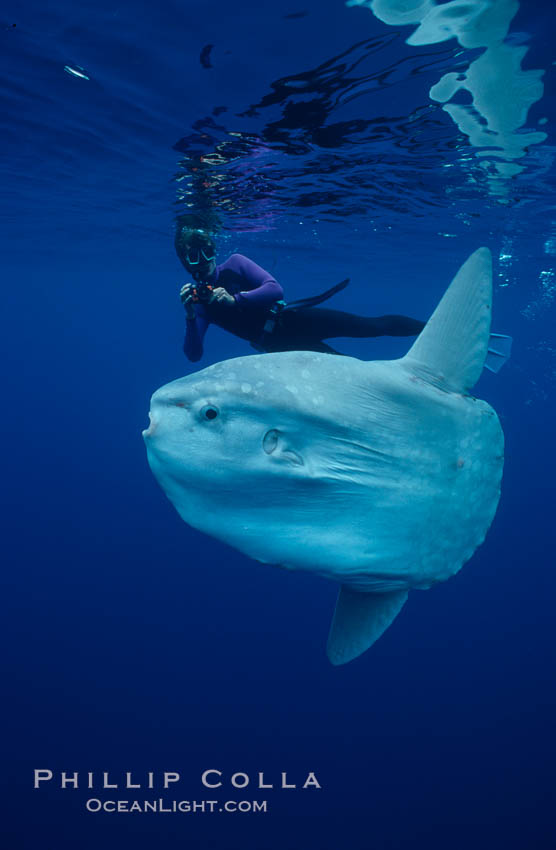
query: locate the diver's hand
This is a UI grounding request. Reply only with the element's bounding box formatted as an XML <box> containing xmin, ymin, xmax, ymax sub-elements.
<box><xmin>210</xmin><ymin>287</ymin><xmax>235</xmax><ymax>306</ymax></box>
<box><xmin>180</xmin><ymin>283</ymin><xmax>196</xmax><ymax>320</ymax></box>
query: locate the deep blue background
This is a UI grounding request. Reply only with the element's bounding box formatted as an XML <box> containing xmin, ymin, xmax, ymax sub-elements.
<box><xmin>1</xmin><ymin>1</ymin><xmax>555</xmax><ymax>848</ymax></box>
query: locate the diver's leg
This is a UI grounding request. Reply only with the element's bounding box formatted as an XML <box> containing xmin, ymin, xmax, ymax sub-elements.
<box><xmin>264</xmin><ymin>332</ymin><xmax>341</xmax><ymax>355</ymax></box>
<box><xmin>266</xmin><ymin>312</ymin><xmax>342</xmax><ymax>354</ymax></box>
<box><xmin>308</xmin><ymin>341</ymin><xmax>342</xmax><ymax>355</ymax></box>
<box><xmin>266</xmin><ymin>307</ymin><xmax>423</xmax><ymax>354</ymax></box>
<box><xmin>287</xmin><ymin>307</ymin><xmax>425</xmax><ymax>339</ymax></box>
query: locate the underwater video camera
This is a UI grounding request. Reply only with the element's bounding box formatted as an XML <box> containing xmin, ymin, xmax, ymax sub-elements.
<box><xmin>190</xmin><ymin>283</ymin><xmax>214</xmax><ymax>303</ymax></box>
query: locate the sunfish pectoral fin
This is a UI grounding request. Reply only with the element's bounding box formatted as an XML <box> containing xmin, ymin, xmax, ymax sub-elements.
<box><xmin>485</xmin><ymin>333</ymin><xmax>513</xmax><ymax>373</ymax></box>
<box><xmin>326</xmin><ymin>586</ymin><xmax>409</xmax><ymax>666</ymax></box>
<box><xmin>403</xmin><ymin>247</ymin><xmax>492</xmax><ymax>394</ymax></box>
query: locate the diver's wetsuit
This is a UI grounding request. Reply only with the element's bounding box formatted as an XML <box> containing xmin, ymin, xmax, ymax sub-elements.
<box><xmin>184</xmin><ymin>253</ymin><xmax>424</xmax><ymax>361</ymax></box>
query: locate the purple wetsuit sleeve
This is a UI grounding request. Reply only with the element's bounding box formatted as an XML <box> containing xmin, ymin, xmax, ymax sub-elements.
<box><xmin>184</xmin><ymin>311</ymin><xmax>209</xmax><ymax>362</ymax></box>
<box><xmin>223</xmin><ymin>254</ymin><xmax>284</xmax><ymax>307</ymax></box>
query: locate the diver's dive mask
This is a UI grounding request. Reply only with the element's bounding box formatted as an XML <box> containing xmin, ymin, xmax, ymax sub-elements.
<box><xmin>186</xmin><ymin>245</ymin><xmax>216</xmax><ymax>266</ymax></box>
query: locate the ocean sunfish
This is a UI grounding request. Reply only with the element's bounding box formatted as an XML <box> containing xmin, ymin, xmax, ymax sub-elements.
<box><xmin>143</xmin><ymin>248</ymin><xmax>504</xmax><ymax>664</ymax></box>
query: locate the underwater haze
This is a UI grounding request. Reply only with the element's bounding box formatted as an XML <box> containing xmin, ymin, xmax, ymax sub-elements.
<box><xmin>2</xmin><ymin>0</ymin><xmax>555</xmax><ymax>848</ymax></box>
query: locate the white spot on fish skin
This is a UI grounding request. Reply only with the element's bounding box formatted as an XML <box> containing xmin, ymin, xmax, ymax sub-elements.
<box><xmin>302</xmin><ymin>369</ymin><xmax>310</xmax><ymax>379</ymax></box>
<box><xmin>286</xmin><ymin>385</ymin><xmax>299</xmax><ymax>395</ymax></box>
<box><xmin>241</xmin><ymin>383</ymin><xmax>252</xmax><ymax>393</ymax></box>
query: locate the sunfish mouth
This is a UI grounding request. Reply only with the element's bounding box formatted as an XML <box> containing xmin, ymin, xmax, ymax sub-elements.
<box><xmin>142</xmin><ymin>411</ymin><xmax>156</xmax><ymax>438</ymax></box>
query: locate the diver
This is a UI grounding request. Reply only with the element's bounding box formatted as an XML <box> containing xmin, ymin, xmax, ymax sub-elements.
<box><xmin>176</xmin><ymin>226</ymin><xmax>426</xmax><ymax>362</ymax></box>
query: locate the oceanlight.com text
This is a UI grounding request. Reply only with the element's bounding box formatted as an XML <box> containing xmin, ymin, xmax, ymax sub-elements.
<box><xmin>85</xmin><ymin>798</ymin><xmax>268</xmax><ymax>814</ymax></box>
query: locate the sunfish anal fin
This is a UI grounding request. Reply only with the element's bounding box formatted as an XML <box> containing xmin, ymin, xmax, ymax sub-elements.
<box><xmin>326</xmin><ymin>586</ymin><xmax>409</xmax><ymax>666</ymax></box>
<box><xmin>404</xmin><ymin>247</ymin><xmax>492</xmax><ymax>394</ymax></box>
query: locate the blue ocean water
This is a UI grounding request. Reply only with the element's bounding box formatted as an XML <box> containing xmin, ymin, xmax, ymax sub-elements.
<box><xmin>2</xmin><ymin>0</ymin><xmax>555</xmax><ymax>848</ymax></box>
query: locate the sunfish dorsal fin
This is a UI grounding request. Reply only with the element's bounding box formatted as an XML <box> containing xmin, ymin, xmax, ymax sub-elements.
<box><xmin>326</xmin><ymin>586</ymin><xmax>409</xmax><ymax>666</ymax></box>
<box><xmin>403</xmin><ymin>247</ymin><xmax>493</xmax><ymax>393</ymax></box>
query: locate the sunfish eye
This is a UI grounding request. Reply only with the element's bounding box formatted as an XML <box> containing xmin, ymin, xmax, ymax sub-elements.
<box><xmin>201</xmin><ymin>404</ymin><xmax>219</xmax><ymax>421</ymax></box>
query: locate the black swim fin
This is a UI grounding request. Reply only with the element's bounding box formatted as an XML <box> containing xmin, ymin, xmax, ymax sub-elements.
<box><xmin>285</xmin><ymin>278</ymin><xmax>350</xmax><ymax>311</ymax></box>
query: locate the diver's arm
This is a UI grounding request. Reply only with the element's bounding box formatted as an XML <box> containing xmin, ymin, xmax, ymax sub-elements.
<box><xmin>224</xmin><ymin>254</ymin><xmax>284</xmax><ymax>306</ymax></box>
